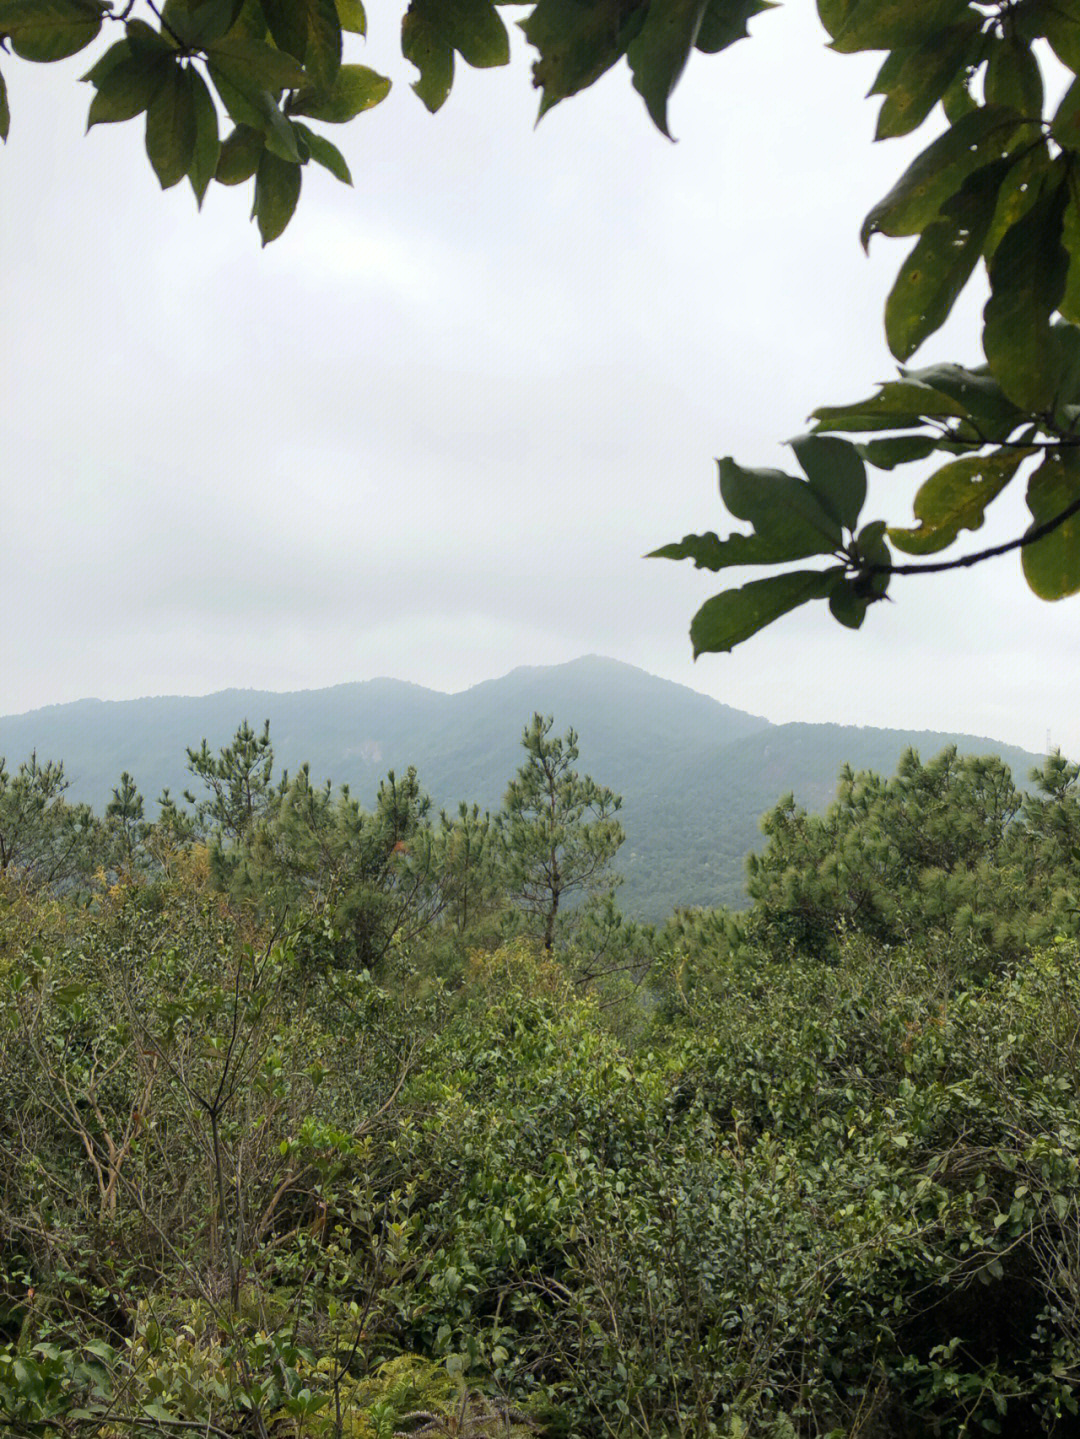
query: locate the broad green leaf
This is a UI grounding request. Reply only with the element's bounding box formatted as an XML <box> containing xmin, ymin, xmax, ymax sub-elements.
<box><xmin>982</xmin><ymin>141</ymin><xmax>1053</xmax><ymax>258</ymax></box>
<box><xmin>161</xmin><ymin>0</ymin><xmax>244</xmax><ymax>47</ymax></box>
<box><xmin>87</xmin><ymin>49</ymin><xmax>170</xmax><ymax>126</ymax></box>
<box><xmin>830</xmin><ymin>0</ymin><xmax>972</xmax><ymax>55</ymax></box>
<box><xmin>287</xmin><ymin>64</ymin><xmax>389</xmax><ymax>121</ymax></box>
<box><xmin>145</xmin><ymin>61</ymin><xmax>197</xmax><ymax>188</ymax></box>
<box><xmin>205</xmin><ymin>36</ymin><xmax>306</xmax><ymax>90</ymax></box>
<box><xmin>812</xmin><ymin>379</ymin><xmax>967</xmax><ymax>433</ymax></box>
<box><xmin>402</xmin><ymin>0</ymin><xmax>509</xmax><ymax>112</ymax></box>
<box><xmin>254</xmin><ymin>147</ymin><xmax>301</xmax><ymax>242</ymax></box>
<box><xmin>885</xmin><ymin>159</ymin><xmax>1009</xmax><ymax>360</ymax></box>
<box><xmin>0</xmin><ymin>66</ymin><xmax>8</xmax><ymax>140</ymax></box>
<box><xmin>1049</xmin><ymin>320</ymin><xmax>1080</xmax><ymax>414</ymax></box>
<box><xmin>861</xmin><ymin>105</ymin><xmax>1025</xmax><ymax>248</ymax></box>
<box><xmin>292</xmin><ymin>121</ymin><xmax>351</xmax><ymax>182</ymax></box>
<box><xmin>1039</xmin><ymin>5</ymin><xmax>1080</xmax><ymax>74</ymax></box>
<box><xmin>1060</xmin><ymin>189</ymin><xmax>1080</xmax><ymax>326</ymax></box>
<box><xmin>695</xmin><ymin>0</ymin><xmax>774</xmax><ymax>54</ymax></box>
<box><xmin>208</xmin><ymin>60</ymin><xmax>299</xmax><ymax>158</ymax></box>
<box><xmin>52</xmin><ymin>982</ymin><xmax>87</xmax><ymax>1005</ymax></box>
<box><xmin>650</xmin><ymin>525</ymin><xmax>834</xmax><ymax>571</ymax></box>
<box><xmin>984</xmin><ymin>33</ymin><xmax>1043</xmax><ymax>116</ymax></box>
<box><xmin>83</xmin><ymin>36</ymin><xmax>132</xmax><ymax>84</ymax></box>
<box><xmin>690</xmin><ymin>569</ymin><xmax>840</xmax><ymax>654</ymax></box>
<box><xmin>1023</xmin><ymin>450</ymin><xmax>1080</xmax><ymax>599</ymax></box>
<box><xmin>719</xmin><ymin>456</ymin><xmax>843</xmax><ymax>546</ymax></box>
<box><xmin>216</xmin><ymin>122</ymin><xmax>263</xmax><ymax>182</ymax></box>
<box><xmin>0</xmin><ymin>0</ymin><xmax>104</xmax><ymax>62</ymax></box>
<box><xmin>849</xmin><ymin>517</ymin><xmax>891</xmax><ymax>603</ymax></box>
<box><xmin>188</xmin><ymin>66</ymin><xmax>221</xmax><ymax>206</ymax></box>
<box><xmin>261</xmin><ymin>0</ymin><xmax>307</xmax><ymax>58</ymax></box>
<box><xmin>303</xmin><ymin>0</ymin><xmax>341</xmax><ymax>88</ymax></box>
<box><xmin>889</xmin><ymin>448</ymin><xmax>1031</xmax><ymax>554</ymax></box>
<box><xmin>941</xmin><ymin>64</ymin><xmax>977</xmax><ymax>123</ymax></box>
<box><xmin>336</xmin><ymin>0</ymin><xmax>363</xmax><ymax>32</ymax></box>
<box><xmin>521</xmin><ymin>0</ymin><xmax>646</xmax><ymax>118</ymax></box>
<box><xmin>815</xmin><ymin>0</ymin><xmax>857</xmax><ymax>41</ymax></box>
<box><xmin>870</xmin><ymin>21</ymin><xmax>976</xmax><ymax>139</ymax></box>
<box><xmin>626</xmin><ymin>0</ymin><xmax>711</xmax><ymax>137</ymax></box>
<box><xmin>828</xmin><ymin>577</ymin><xmax>870</xmax><ymax>628</ymax></box>
<box><xmin>126</xmin><ymin>19</ymin><xmax>176</xmax><ymax>59</ymax></box>
<box><xmin>856</xmin><ymin>434</ymin><xmax>939</xmax><ymax>468</ymax></box>
<box><xmin>900</xmin><ymin>362</ymin><xmax>1024</xmax><ymax>442</ymax></box>
<box><xmin>984</xmin><ymin>174</ymin><xmax>1069</xmax><ymax>411</ymax></box>
<box><xmin>789</xmin><ymin>434</ymin><xmax>867</xmax><ymax>531</ymax></box>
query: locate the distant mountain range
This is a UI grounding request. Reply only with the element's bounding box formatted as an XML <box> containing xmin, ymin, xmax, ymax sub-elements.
<box><xmin>0</xmin><ymin>657</ymin><xmax>1048</xmax><ymax>917</ymax></box>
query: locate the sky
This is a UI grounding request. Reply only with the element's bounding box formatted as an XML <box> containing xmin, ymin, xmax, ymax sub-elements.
<box><xmin>3</xmin><ymin>4</ymin><xmax>1078</xmax><ymax>758</ymax></box>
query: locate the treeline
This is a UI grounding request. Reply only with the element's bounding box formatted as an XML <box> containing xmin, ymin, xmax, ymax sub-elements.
<box><xmin>3</xmin><ymin>735</ymin><xmax>1080</xmax><ymax>1436</ymax></box>
<box><xmin>0</xmin><ymin>714</ymin><xmax>638</xmax><ymax>973</ymax></box>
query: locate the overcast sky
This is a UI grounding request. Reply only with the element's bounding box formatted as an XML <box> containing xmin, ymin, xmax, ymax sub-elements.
<box><xmin>3</xmin><ymin>4</ymin><xmax>1078</xmax><ymax>757</ymax></box>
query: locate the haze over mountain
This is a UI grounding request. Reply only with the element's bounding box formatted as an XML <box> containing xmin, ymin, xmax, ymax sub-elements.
<box><xmin>0</xmin><ymin>657</ymin><xmax>1048</xmax><ymax>915</ymax></box>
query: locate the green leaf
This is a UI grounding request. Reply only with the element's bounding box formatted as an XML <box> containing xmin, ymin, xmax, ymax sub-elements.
<box><xmin>885</xmin><ymin>159</ymin><xmax>1009</xmax><ymax>360</ymax></box>
<box><xmin>861</xmin><ymin>105</ymin><xmax>1025</xmax><ymax>249</ymax></box>
<box><xmin>287</xmin><ymin>63</ymin><xmax>388</xmax><ymax>121</ymax></box>
<box><xmin>828</xmin><ymin>577</ymin><xmax>869</xmax><ymax>628</ymax></box>
<box><xmin>812</xmin><ymin>379</ymin><xmax>967</xmax><ymax>432</ymax></box>
<box><xmin>719</xmin><ymin>455</ymin><xmax>843</xmax><ymax>546</ymax></box>
<box><xmin>1023</xmin><ymin>450</ymin><xmax>1080</xmax><ymax>599</ymax></box>
<box><xmin>870</xmin><ymin>21</ymin><xmax>977</xmax><ymax>139</ymax></box>
<box><xmin>1038</xmin><ymin>5</ymin><xmax>1080</xmax><ymax>74</ymax></box>
<box><xmin>520</xmin><ymin>0</ymin><xmax>646</xmax><ymax>118</ymax></box>
<box><xmin>830</xmin><ymin>0</ymin><xmax>971</xmax><ymax>54</ymax></box>
<box><xmin>188</xmin><ymin>66</ymin><xmax>221</xmax><ymax>206</ymax></box>
<box><xmin>889</xmin><ymin>448</ymin><xmax>1032</xmax><ymax>554</ymax></box>
<box><xmin>52</xmin><ymin>982</ymin><xmax>86</xmax><ymax>1005</ymax></box>
<box><xmin>87</xmin><ymin>48</ymin><xmax>170</xmax><ymax>126</ymax></box>
<box><xmin>651</xmin><ymin>526</ymin><xmax>830</xmax><ymax>570</ymax></box>
<box><xmin>1061</xmin><ymin>189</ymin><xmax>1080</xmax><ymax>327</ymax></box>
<box><xmin>336</xmin><ymin>0</ymin><xmax>363</xmax><ymax>32</ymax></box>
<box><xmin>0</xmin><ymin>0</ymin><xmax>104</xmax><ymax>62</ymax></box>
<box><xmin>690</xmin><ymin>569</ymin><xmax>839</xmax><ymax>654</ymax></box>
<box><xmin>161</xmin><ymin>0</ymin><xmax>244</xmax><ymax>47</ymax></box>
<box><xmin>941</xmin><ymin>64</ymin><xmax>977</xmax><ymax>123</ymax></box>
<box><xmin>695</xmin><ymin>0</ymin><xmax>774</xmax><ymax>54</ymax></box>
<box><xmin>402</xmin><ymin>0</ymin><xmax>509</xmax><ymax>112</ymax></box>
<box><xmin>261</xmin><ymin>0</ymin><xmax>307</xmax><ymax>58</ymax></box>
<box><xmin>626</xmin><ymin>0</ymin><xmax>710</xmax><ymax>137</ymax></box>
<box><xmin>254</xmin><ymin>147</ymin><xmax>301</xmax><ymax>242</ymax></box>
<box><xmin>145</xmin><ymin>61</ymin><xmax>197</xmax><ymax>189</ymax></box>
<box><xmin>900</xmin><ymin>362</ymin><xmax>1024</xmax><ymax>443</ymax></box>
<box><xmin>984</xmin><ymin>173</ymin><xmax>1070</xmax><ymax>411</ymax></box>
<box><xmin>215</xmin><ymin>121</ymin><xmax>264</xmax><ymax>181</ymax></box>
<box><xmin>208</xmin><ymin>60</ymin><xmax>300</xmax><ymax>158</ymax></box>
<box><xmin>789</xmin><ymin>434</ymin><xmax>867</xmax><ymax>530</ymax></box>
<box><xmin>982</xmin><ymin>141</ymin><xmax>1054</xmax><ymax>259</ymax></box>
<box><xmin>856</xmin><ymin>435</ymin><xmax>940</xmax><ymax>468</ymax></box>
<box><xmin>126</xmin><ymin>19</ymin><xmax>176</xmax><ymax>59</ymax></box>
<box><xmin>82</xmin><ymin>35</ymin><xmax>131</xmax><ymax>83</ymax></box>
<box><xmin>292</xmin><ymin>121</ymin><xmax>350</xmax><ymax>182</ymax></box>
<box><xmin>0</xmin><ymin>66</ymin><xmax>8</xmax><ymax>140</ymax></box>
<box><xmin>304</xmin><ymin>0</ymin><xmax>341</xmax><ymax>88</ymax></box>
<box><xmin>984</xmin><ymin>32</ymin><xmax>1043</xmax><ymax>116</ymax></box>
<box><xmin>204</xmin><ymin>36</ymin><xmax>307</xmax><ymax>90</ymax></box>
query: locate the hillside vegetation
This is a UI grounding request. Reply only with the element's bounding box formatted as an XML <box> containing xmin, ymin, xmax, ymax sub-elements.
<box><xmin>3</xmin><ymin>717</ymin><xmax>1080</xmax><ymax>1437</ymax></box>
<box><xmin>0</xmin><ymin>658</ymin><xmax>1045</xmax><ymax>915</ymax></box>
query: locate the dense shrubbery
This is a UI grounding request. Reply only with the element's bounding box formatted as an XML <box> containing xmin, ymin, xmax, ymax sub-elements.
<box><xmin>2</xmin><ymin>730</ymin><xmax>1080</xmax><ymax>1435</ymax></box>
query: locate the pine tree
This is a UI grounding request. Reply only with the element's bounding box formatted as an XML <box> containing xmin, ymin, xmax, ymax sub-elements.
<box><xmin>500</xmin><ymin>715</ymin><xmax>623</xmax><ymax>951</ymax></box>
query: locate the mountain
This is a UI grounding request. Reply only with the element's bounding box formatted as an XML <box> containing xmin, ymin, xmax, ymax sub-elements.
<box><xmin>0</xmin><ymin>658</ymin><xmax>1047</xmax><ymax>917</ymax></box>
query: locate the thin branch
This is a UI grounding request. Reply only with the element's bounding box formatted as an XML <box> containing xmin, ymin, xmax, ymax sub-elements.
<box><xmin>868</xmin><ymin>490</ymin><xmax>1080</xmax><ymax>578</ymax></box>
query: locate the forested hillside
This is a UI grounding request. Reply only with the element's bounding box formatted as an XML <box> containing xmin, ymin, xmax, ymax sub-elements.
<box><xmin>0</xmin><ymin>658</ymin><xmax>1044</xmax><ymax>914</ymax></box>
<box><xmin>4</xmin><ymin>729</ymin><xmax>1080</xmax><ymax>1437</ymax></box>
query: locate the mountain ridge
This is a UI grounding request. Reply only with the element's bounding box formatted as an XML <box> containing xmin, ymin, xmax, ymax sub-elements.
<box><xmin>0</xmin><ymin>658</ymin><xmax>1047</xmax><ymax>916</ymax></box>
